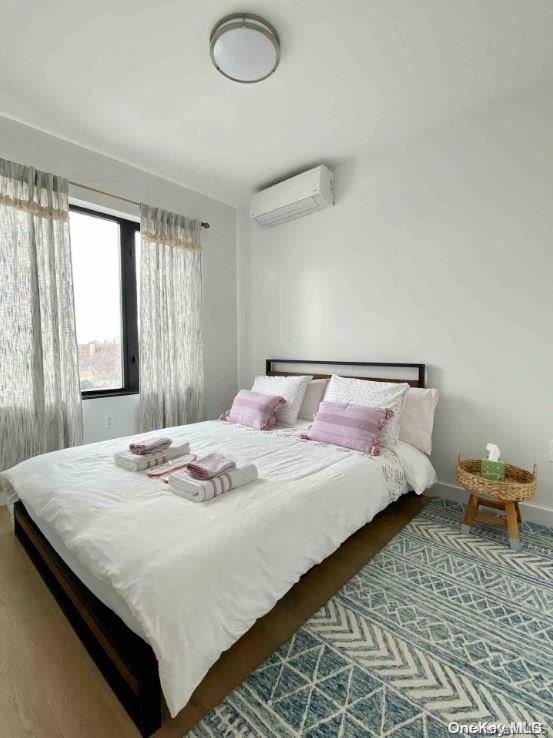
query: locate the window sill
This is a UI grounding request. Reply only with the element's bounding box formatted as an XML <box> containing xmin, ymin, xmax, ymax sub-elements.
<box><xmin>81</xmin><ymin>389</ymin><xmax>139</xmax><ymax>400</ymax></box>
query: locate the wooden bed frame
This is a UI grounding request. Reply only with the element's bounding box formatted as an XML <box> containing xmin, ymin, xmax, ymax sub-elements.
<box><xmin>14</xmin><ymin>359</ymin><xmax>425</xmax><ymax>737</ymax></box>
<box><xmin>14</xmin><ymin>501</ymin><xmax>161</xmax><ymax>736</ymax></box>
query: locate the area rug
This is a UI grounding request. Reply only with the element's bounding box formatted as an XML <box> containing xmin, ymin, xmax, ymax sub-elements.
<box><xmin>189</xmin><ymin>498</ymin><xmax>553</xmax><ymax>737</ymax></box>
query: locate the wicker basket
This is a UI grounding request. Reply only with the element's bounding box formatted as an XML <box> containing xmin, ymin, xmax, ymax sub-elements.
<box><xmin>457</xmin><ymin>455</ymin><xmax>536</xmax><ymax>502</ymax></box>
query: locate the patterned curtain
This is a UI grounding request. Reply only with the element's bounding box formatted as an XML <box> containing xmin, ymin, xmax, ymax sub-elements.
<box><xmin>138</xmin><ymin>204</ymin><xmax>204</xmax><ymax>431</ymax></box>
<box><xmin>0</xmin><ymin>157</ymin><xmax>83</xmax><ymax>470</ymax></box>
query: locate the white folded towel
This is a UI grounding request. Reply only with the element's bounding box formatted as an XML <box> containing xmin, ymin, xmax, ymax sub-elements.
<box><xmin>168</xmin><ymin>463</ymin><xmax>258</xmax><ymax>502</ymax></box>
<box><xmin>114</xmin><ymin>442</ymin><xmax>190</xmax><ymax>472</ymax></box>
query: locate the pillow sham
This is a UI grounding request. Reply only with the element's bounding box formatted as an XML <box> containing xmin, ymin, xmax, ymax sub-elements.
<box><xmin>399</xmin><ymin>387</ymin><xmax>439</xmax><ymax>455</ymax></box>
<box><xmin>323</xmin><ymin>374</ymin><xmax>409</xmax><ymax>446</ymax></box>
<box><xmin>220</xmin><ymin>390</ymin><xmax>285</xmax><ymax>430</ymax></box>
<box><xmin>251</xmin><ymin>374</ymin><xmax>312</xmax><ymax>426</ymax></box>
<box><xmin>396</xmin><ymin>440</ymin><xmax>437</xmax><ymax>494</ymax></box>
<box><xmin>298</xmin><ymin>378</ymin><xmax>329</xmax><ymax>421</ymax></box>
<box><xmin>301</xmin><ymin>401</ymin><xmax>393</xmax><ymax>455</ymax></box>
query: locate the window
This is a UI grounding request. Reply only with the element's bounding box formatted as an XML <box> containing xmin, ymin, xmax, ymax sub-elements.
<box><xmin>69</xmin><ymin>205</ymin><xmax>140</xmax><ymax>397</ymax></box>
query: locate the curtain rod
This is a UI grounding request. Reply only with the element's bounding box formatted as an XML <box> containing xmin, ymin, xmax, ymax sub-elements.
<box><xmin>68</xmin><ymin>180</ymin><xmax>210</xmax><ymax>229</ymax></box>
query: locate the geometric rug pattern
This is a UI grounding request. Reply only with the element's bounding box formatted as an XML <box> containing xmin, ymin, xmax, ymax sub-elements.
<box><xmin>188</xmin><ymin>499</ymin><xmax>553</xmax><ymax>737</ymax></box>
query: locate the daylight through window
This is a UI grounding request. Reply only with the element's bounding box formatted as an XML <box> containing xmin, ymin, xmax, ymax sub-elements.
<box><xmin>69</xmin><ymin>206</ymin><xmax>140</xmax><ymax>396</ymax></box>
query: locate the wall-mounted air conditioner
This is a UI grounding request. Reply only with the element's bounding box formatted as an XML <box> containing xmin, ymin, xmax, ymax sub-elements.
<box><xmin>250</xmin><ymin>165</ymin><xmax>334</xmax><ymax>227</ymax></box>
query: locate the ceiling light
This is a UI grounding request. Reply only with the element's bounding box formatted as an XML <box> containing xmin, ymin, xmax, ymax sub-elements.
<box><xmin>210</xmin><ymin>13</ymin><xmax>280</xmax><ymax>84</ymax></box>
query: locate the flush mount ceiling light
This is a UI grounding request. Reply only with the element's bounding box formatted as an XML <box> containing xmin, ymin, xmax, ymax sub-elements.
<box><xmin>210</xmin><ymin>13</ymin><xmax>280</xmax><ymax>83</ymax></box>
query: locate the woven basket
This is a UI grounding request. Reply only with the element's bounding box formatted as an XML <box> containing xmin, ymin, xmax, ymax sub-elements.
<box><xmin>457</xmin><ymin>455</ymin><xmax>536</xmax><ymax>502</ymax></box>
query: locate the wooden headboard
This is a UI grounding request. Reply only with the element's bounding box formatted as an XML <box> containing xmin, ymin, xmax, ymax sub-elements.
<box><xmin>266</xmin><ymin>359</ymin><xmax>426</xmax><ymax>388</ymax></box>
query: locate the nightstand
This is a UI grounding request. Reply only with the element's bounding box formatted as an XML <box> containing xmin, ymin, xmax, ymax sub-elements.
<box><xmin>457</xmin><ymin>455</ymin><xmax>536</xmax><ymax>551</ymax></box>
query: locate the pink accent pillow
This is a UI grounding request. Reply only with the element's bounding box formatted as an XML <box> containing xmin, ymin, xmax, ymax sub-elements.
<box><xmin>301</xmin><ymin>401</ymin><xmax>394</xmax><ymax>455</ymax></box>
<box><xmin>220</xmin><ymin>389</ymin><xmax>286</xmax><ymax>430</ymax></box>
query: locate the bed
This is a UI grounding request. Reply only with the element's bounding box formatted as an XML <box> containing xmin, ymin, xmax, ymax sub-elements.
<box><xmin>3</xmin><ymin>359</ymin><xmax>434</xmax><ymax>736</ymax></box>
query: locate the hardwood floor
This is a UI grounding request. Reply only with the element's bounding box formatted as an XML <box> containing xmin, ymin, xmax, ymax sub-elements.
<box><xmin>0</xmin><ymin>494</ymin><xmax>427</xmax><ymax>738</ymax></box>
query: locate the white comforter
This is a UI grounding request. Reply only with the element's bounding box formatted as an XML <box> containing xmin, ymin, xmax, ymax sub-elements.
<box><xmin>3</xmin><ymin>420</ymin><xmax>412</xmax><ymax>717</ymax></box>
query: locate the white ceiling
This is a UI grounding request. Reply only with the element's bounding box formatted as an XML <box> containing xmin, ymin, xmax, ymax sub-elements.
<box><xmin>1</xmin><ymin>0</ymin><xmax>552</xmax><ymax>205</ymax></box>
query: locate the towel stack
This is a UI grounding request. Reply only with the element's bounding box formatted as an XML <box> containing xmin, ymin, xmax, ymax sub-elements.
<box><xmin>114</xmin><ymin>435</ymin><xmax>190</xmax><ymax>472</ymax></box>
<box><xmin>168</xmin><ymin>452</ymin><xmax>258</xmax><ymax>502</ymax></box>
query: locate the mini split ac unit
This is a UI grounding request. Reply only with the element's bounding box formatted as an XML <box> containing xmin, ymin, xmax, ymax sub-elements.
<box><xmin>250</xmin><ymin>165</ymin><xmax>334</xmax><ymax>227</ymax></box>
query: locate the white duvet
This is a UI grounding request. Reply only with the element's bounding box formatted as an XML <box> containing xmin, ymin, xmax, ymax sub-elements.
<box><xmin>3</xmin><ymin>419</ymin><xmax>419</xmax><ymax>717</ymax></box>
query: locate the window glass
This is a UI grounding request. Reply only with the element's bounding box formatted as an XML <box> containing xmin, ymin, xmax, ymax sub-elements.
<box><xmin>70</xmin><ymin>210</ymin><xmax>123</xmax><ymax>391</ymax></box>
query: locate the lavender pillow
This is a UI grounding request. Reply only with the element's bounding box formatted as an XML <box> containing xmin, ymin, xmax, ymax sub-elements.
<box><xmin>301</xmin><ymin>401</ymin><xmax>394</xmax><ymax>455</ymax></box>
<box><xmin>220</xmin><ymin>389</ymin><xmax>286</xmax><ymax>430</ymax></box>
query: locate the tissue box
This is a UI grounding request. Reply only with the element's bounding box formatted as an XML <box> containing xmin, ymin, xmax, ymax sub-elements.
<box><xmin>481</xmin><ymin>458</ymin><xmax>506</xmax><ymax>481</ymax></box>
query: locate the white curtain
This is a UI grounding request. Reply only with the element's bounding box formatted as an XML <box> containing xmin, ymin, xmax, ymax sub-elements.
<box><xmin>0</xmin><ymin>158</ymin><xmax>83</xmax><ymax>470</ymax></box>
<box><xmin>139</xmin><ymin>204</ymin><xmax>204</xmax><ymax>431</ymax></box>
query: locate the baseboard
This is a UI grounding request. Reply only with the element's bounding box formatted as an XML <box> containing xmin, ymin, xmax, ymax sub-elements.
<box><xmin>429</xmin><ymin>481</ymin><xmax>553</xmax><ymax>527</ymax></box>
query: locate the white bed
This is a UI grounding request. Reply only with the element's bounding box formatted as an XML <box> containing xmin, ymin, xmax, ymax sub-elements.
<box><xmin>2</xmin><ymin>417</ymin><xmax>435</xmax><ymax>718</ymax></box>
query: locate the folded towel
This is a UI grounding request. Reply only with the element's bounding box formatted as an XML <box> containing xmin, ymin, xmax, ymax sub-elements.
<box><xmin>115</xmin><ymin>442</ymin><xmax>190</xmax><ymax>472</ymax></box>
<box><xmin>129</xmin><ymin>436</ymin><xmax>172</xmax><ymax>455</ymax></box>
<box><xmin>185</xmin><ymin>452</ymin><xmax>236</xmax><ymax>480</ymax></box>
<box><xmin>168</xmin><ymin>463</ymin><xmax>258</xmax><ymax>502</ymax></box>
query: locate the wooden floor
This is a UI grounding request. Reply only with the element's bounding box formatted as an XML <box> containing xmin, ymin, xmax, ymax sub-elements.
<box><xmin>0</xmin><ymin>494</ymin><xmax>426</xmax><ymax>738</ymax></box>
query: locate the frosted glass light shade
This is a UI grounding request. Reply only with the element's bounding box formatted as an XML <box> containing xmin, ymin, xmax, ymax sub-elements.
<box><xmin>210</xmin><ymin>14</ymin><xmax>280</xmax><ymax>83</ymax></box>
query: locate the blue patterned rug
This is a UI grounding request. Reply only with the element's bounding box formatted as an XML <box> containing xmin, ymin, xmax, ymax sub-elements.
<box><xmin>189</xmin><ymin>499</ymin><xmax>553</xmax><ymax>737</ymax></box>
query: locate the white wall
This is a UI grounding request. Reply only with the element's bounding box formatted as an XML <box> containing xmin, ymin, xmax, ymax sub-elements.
<box><xmin>81</xmin><ymin>395</ymin><xmax>140</xmax><ymax>445</ymax></box>
<box><xmin>237</xmin><ymin>81</ymin><xmax>553</xmax><ymax>517</ymax></box>
<box><xmin>0</xmin><ymin>115</ymin><xmax>237</xmax><ymax>445</ymax></box>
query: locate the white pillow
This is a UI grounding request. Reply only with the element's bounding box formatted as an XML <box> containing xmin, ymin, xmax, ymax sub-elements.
<box><xmin>298</xmin><ymin>378</ymin><xmax>329</xmax><ymax>421</ymax></box>
<box><xmin>251</xmin><ymin>375</ymin><xmax>312</xmax><ymax>426</ymax></box>
<box><xmin>399</xmin><ymin>387</ymin><xmax>439</xmax><ymax>455</ymax></box>
<box><xmin>396</xmin><ymin>440</ymin><xmax>437</xmax><ymax>494</ymax></box>
<box><xmin>323</xmin><ymin>374</ymin><xmax>409</xmax><ymax>446</ymax></box>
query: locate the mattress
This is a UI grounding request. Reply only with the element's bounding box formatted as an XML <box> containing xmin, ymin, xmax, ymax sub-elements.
<box><xmin>2</xmin><ymin>419</ymin><xmax>434</xmax><ymax>717</ymax></box>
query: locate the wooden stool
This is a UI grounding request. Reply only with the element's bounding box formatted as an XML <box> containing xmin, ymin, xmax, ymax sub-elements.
<box><xmin>457</xmin><ymin>455</ymin><xmax>536</xmax><ymax>552</ymax></box>
<box><xmin>461</xmin><ymin>494</ymin><xmax>522</xmax><ymax>550</ymax></box>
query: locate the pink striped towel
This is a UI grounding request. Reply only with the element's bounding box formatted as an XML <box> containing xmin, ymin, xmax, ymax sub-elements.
<box><xmin>129</xmin><ymin>436</ymin><xmax>172</xmax><ymax>455</ymax></box>
<box><xmin>185</xmin><ymin>453</ymin><xmax>235</xmax><ymax>480</ymax></box>
<box><xmin>114</xmin><ymin>442</ymin><xmax>190</xmax><ymax>472</ymax></box>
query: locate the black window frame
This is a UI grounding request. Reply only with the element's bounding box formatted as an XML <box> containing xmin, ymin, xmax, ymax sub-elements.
<box><xmin>69</xmin><ymin>204</ymin><xmax>140</xmax><ymax>399</ymax></box>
